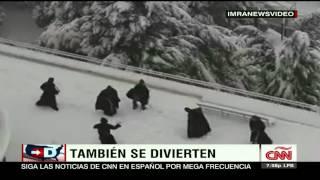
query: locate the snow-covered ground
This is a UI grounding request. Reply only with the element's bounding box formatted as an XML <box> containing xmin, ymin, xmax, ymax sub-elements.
<box><xmin>0</xmin><ymin>47</ymin><xmax>320</xmax><ymax>161</ymax></box>
<box><xmin>0</xmin><ymin>109</ymin><xmax>10</xmax><ymax>159</ymax></box>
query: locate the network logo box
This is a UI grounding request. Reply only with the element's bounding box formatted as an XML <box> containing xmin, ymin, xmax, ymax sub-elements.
<box><xmin>22</xmin><ymin>144</ymin><xmax>66</xmax><ymax>162</ymax></box>
<box><xmin>260</xmin><ymin>144</ymin><xmax>297</xmax><ymax>162</ymax></box>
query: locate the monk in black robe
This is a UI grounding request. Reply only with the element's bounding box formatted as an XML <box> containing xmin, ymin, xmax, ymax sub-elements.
<box><xmin>93</xmin><ymin>118</ymin><xmax>121</xmax><ymax>144</ymax></box>
<box><xmin>106</xmin><ymin>86</ymin><xmax>120</xmax><ymax>109</ymax></box>
<box><xmin>184</xmin><ymin>107</ymin><xmax>211</xmax><ymax>138</ymax></box>
<box><xmin>36</xmin><ymin>77</ymin><xmax>59</xmax><ymax>111</ymax></box>
<box><xmin>249</xmin><ymin>115</ymin><xmax>272</xmax><ymax>144</ymax></box>
<box><xmin>95</xmin><ymin>86</ymin><xmax>119</xmax><ymax>116</ymax></box>
<box><xmin>127</xmin><ymin>79</ymin><xmax>149</xmax><ymax>110</ymax></box>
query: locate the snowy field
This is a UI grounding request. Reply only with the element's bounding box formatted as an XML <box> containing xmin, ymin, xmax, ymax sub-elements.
<box><xmin>0</xmin><ymin>50</ymin><xmax>320</xmax><ymax>161</ymax></box>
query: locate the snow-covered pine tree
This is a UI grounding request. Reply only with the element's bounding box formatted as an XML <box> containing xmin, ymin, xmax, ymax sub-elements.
<box><xmin>32</xmin><ymin>1</ymin><xmax>90</xmax><ymax>28</ymax></box>
<box><xmin>186</xmin><ymin>1</ymin><xmax>261</xmax><ymax>28</ymax></box>
<box><xmin>33</xmin><ymin>1</ymin><xmax>317</xmax><ymax>97</ymax></box>
<box><xmin>296</xmin><ymin>10</ymin><xmax>320</xmax><ymax>48</ymax></box>
<box><xmin>263</xmin><ymin>31</ymin><xmax>320</xmax><ymax>104</ymax></box>
<box><xmin>230</xmin><ymin>25</ymin><xmax>276</xmax><ymax>90</ymax></box>
<box><xmin>33</xmin><ymin>1</ymin><xmax>242</xmax><ymax>82</ymax></box>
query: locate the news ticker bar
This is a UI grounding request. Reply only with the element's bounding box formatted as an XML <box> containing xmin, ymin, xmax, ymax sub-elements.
<box><xmin>19</xmin><ymin>162</ymin><xmax>297</xmax><ymax>170</ymax></box>
<box><xmin>226</xmin><ymin>10</ymin><xmax>298</xmax><ymax>18</ymax></box>
<box><xmin>2</xmin><ymin>162</ymin><xmax>319</xmax><ymax>176</ymax></box>
<box><xmin>21</xmin><ymin>144</ymin><xmax>297</xmax><ymax>162</ymax></box>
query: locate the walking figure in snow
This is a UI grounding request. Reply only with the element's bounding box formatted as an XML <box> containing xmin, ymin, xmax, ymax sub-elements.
<box><xmin>93</xmin><ymin>118</ymin><xmax>121</xmax><ymax>144</ymax></box>
<box><xmin>36</xmin><ymin>77</ymin><xmax>60</xmax><ymax>111</ymax></box>
<box><xmin>127</xmin><ymin>79</ymin><xmax>150</xmax><ymax>110</ymax></box>
<box><xmin>184</xmin><ymin>107</ymin><xmax>211</xmax><ymax>138</ymax></box>
<box><xmin>95</xmin><ymin>86</ymin><xmax>120</xmax><ymax>116</ymax></box>
<box><xmin>249</xmin><ymin>115</ymin><xmax>273</xmax><ymax>144</ymax></box>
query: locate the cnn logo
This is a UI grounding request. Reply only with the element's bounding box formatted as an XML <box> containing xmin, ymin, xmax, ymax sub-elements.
<box><xmin>261</xmin><ymin>145</ymin><xmax>297</xmax><ymax>162</ymax></box>
<box><xmin>266</xmin><ymin>147</ymin><xmax>292</xmax><ymax>160</ymax></box>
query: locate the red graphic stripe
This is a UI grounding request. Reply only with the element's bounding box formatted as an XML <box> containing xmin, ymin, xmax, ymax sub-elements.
<box><xmin>293</xmin><ymin>10</ymin><xmax>298</xmax><ymax>18</ymax></box>
<box><xmin>64</xmin><ymin>144</ymin><xmax>67</xmax><ymax>162</ymax></box>
<box><xmin>275</xmin><ymin>146</ymin><xmax>292</xmax><ymax>150</ymax></box>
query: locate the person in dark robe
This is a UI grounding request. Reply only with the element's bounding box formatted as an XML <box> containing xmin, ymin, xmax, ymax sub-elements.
<box><xmin>254</xmin><ymin>130</ymin><xmax>273</xmax><ymax>144</ymax></box>
<box><xmin>184</xmin><ymin>107</ymin><xmax>211</xmax><ymax>138</ymax></box>
<box><xmin>93</xmin><ymin>118</ymin><xmax>121</xmax><ymax>144</ymax></box>
<box><xmin>36</xmin><ymin>77</ymin><xmax>59</xmax><ymax>111</ymax></box>
<box><xmin>95</xmin><ymin>86</ymin><xmax>120</xmax><ymax>116</ymax></box>
<box><xmin>106</xmin><ymin>86</ymin><xmax>120</xmax><ymax>109</ymax></box>
<box><xmin>127</xmin><ymin>79</ymin><xmax>150</xmax><ymax>110</ymax></box>
<box><xmin>249</xmin><ymin>115</ymin><xmax>273</xmax><ymax>144</ymax></box>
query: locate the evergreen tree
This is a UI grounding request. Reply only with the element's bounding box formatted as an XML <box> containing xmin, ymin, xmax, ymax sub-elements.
<box><xmin>263</xmin><ymin>31</ymin><xmax>320</xmax><ymax>104</ymax></box>
<box><xmin>296</xmin><ymin>10</ymin><xmax>320</xmax><ymax>48</ymax></box>
<box><xmin>231</xmin><ymin>25</ymin><xmax>276</xmax><ymax>90</ymax></box>
<box><xmin>34</xmin><ymin>1</ymin><xmax>240</xmax><ymax>82</ymax></box>
<box><xmin>30</xmin><ymin>1</ymin><xmax>320</xmax><ymax>105</ymax></box>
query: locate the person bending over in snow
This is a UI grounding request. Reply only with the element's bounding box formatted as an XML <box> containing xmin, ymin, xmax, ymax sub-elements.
<box><xmin>36</xmin><ymin>77</ymin><xmax>60</xmax><ymax>111</ymax></box>
<box><xmin>107</xmin><ymin>86</ymin><xmax>120</xmax><ymax>109</ymax></box>
<box><xmin>93</xmin><ymin>118</ymin><xmax>121</xmax><ymax>144</ymax></box>
<box><xmin>184</xmin><ymin>107</ymin><xmax>211</xmax><ymax>138</ymax></box>
<box><xmin>249</xmin><ymin>115</ymin><xmax>272</xmax><ymax>144</ymax></box>
<box><xmin>127</xmin><ymin>79</ymin><xmax>150</xmax><ymax>110</ymax></box>
<box><xmin>95</xmin><ymin>86</ymin><xmax>120</xmax><ymax>116</ymax></box>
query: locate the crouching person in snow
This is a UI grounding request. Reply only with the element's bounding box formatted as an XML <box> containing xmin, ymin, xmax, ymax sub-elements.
<box><xmin>36</xmin><ymin>77</ymin><xmax>60</xmax><ymax>111</ymax></box>
<box><xmin>249</xmin><ymin>115</ymin><xmax>273</xmax><ymax>144</ymax></box>
<box><xmin>184</xmin><ymin>107</ymin><xmax>211</xmax><ymax>138</ymax></box>
<box><xmin>127</xmin><ymin>79</ymin><xmax>150</xmax><ymax>110</ymax></box>
<box><xmin>93</xmin><ymin>118</ymin><xmax>121</xmax><ymax>144</ymax></box>
<box><xmin>95</xmin><ymin>86</ymin><xmax>120</xmax><ymax>116</ymax></box>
